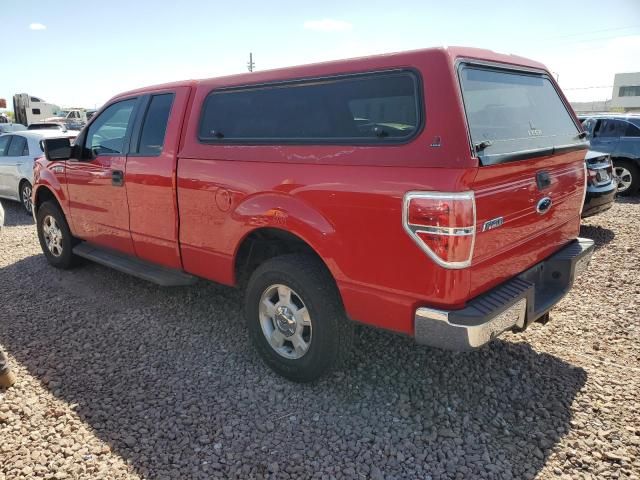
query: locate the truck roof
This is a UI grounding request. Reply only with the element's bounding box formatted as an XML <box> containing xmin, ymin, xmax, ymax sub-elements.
<box><xmin>111</xmin><ymin>46</ymin><xmax>549</xmax><ymax>102</ymax></box>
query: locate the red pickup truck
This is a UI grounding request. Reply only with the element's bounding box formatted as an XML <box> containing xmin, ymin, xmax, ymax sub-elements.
<box><xmin>34</xmin><ymin>47</ymin><xmax>594</xmax><ymax>381</ymax></box>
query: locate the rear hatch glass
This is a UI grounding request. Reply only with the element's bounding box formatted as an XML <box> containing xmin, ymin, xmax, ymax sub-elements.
<box><xmin>459</xmin><ymin>66</ymin><xmax>585</xmax><ymax>165</ymax></box>
<box><xmin>458</xmin><ymin>64</ymin><xmax>588</xmax><ymax>298</ymax></box>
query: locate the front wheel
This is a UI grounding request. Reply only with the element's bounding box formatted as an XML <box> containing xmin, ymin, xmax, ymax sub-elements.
<box><xmin>244</xmin><ymin>254</ymin><xmax>353</xmax><ymax>382</ymax></box>
<box><xmin>613</xmin><ymin>160</ymin><xmax>639</xmax><ymax>196</ymax></box>
<box><xmin>36</xmin><ymin>201</ymin><xmax>79</xmax><ymax>269</ymax></box>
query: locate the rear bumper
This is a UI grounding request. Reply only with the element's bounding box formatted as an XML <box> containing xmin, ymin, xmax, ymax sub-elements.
<box><xmin>582</xmin><ymin>184</ymin><xmax>616</xmax><ymax>218</ymax></box>
<box><xmin>414</xmin><ymin>237</ymin><xmax>595</xmax><ymax>350</ymax></box>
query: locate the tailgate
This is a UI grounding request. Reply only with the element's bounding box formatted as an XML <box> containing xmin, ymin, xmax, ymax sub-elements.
<box><xmin>458</xmin><ymin>63</ymin><xmax>588</xmax><ymax>297</ymax></box>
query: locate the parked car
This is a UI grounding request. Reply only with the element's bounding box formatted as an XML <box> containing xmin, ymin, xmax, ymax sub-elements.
<box><xmin>27</xmin><ymin>122</ymin><xmax>69</xmax><ymax>132</ymax></box>
<box><xmin>34</xmin><ymin>47</ymin><xmax>594</xmax><ymax>381</ymax></box>
<box><xmin>0</xmin><ymin>130</ymin><xmax>76</xmax><ymax>213</ymax></box>
<box><xmin>582</xmin><ymin>150</ymin><xmax>616</xmax><ymax>218</ymax></box>
<box><xmin>580</xmin><ymin>114</ymin><xmax>640</xmax><ymax>195</ymax></box>
<box><xmin>0</xmin><ymin>123</ymin><xmax>27</xmax><ymax>134</ymax></box>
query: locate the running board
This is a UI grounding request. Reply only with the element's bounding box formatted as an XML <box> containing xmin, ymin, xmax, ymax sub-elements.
<box><xmin>72</xmin><ymin>243</ymin><xmax>197</xmax><ymax>287</ymax></box>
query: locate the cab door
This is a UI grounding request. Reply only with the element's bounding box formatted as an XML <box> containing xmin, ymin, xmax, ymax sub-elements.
<box><xmin>0</xmin><ymin>135</ymin><xmax>14</xmax><ymax>197</ymax></box>
<box><xmin>124</xmin><ymin>88</ymin><xmax>187</xmax><ymax>269</ymax></box>
<box><xmin>65</xmin><ymin>97</ymin><xmax>139</xmax><ymax>254</ymax></box>
<box><xmin>4</xmin><ymin>135</ymin><xmax>30</xmax><ymax>200</ymax></box>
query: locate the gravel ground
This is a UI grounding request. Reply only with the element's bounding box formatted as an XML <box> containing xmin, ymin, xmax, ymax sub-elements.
<box><xmin>0</xmin><ymin>198</ymin><xmax>638</xmax><ymax>480</ymax></box>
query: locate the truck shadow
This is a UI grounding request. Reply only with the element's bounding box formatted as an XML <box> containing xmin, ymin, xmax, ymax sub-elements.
<box><xmin>1</xmin><ymin>200</ymin><xmax>35</xmax><ymax>227</ymax></box>
<box><xmin>0</xmin><ymin>254</ymin><xmax>586</xmax><ymax>479</ymax></box>
<box><xmin>579</xmin><ymin>223</ymin><xmax>614</xmax><ymax>249</ymax></box>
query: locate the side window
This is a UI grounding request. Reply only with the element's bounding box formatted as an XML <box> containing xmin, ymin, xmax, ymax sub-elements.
<box><xmin>582</xmin><ymin>118</ymin><xmax>595</xmax><ymax>134</ymax></box>
<box><xmin>612</xmin><ymin>120</ymin><xmax>627</xmax><ymax>138</ymax></box>
<box><xmin>593</xmin><ymin>120</ymin><xmax>606</xmax><ymax>137</ymax></box>
<box><xmin>0</xmin><ymin>135</ymin><xmax>10</xmax><ymax>156</ymax></box>
<box><xmin>84</xmin><ymin>99</ymin><xmax>136</xmax><ymax>157</ymax></box>
<box><xmin>137</xmin><ymin>93</ymin><xmax>174</xmax><ymax>155</ymax></box>
<box><xmin>32</xmin><ymin>108</ymin><xmax>41</xmax><ymax>115</ymax></box>
<box><xmin>7</xmin><ymin>136</ymin><xmax>27</xmax><ymax>157</ymax></box>
<box><xmin>595</xmin><ymin>119</ymin><xmax>623</xmax><ymax>138</ymax></box>
<box><xmin>624</xmin><ymin>123</ymin><xmax>640</xmax><ymax>137</ymax></box>
<box><xmin>198</xmin><ymin>71</ymin><xmax>420</xmax><ymax>143</ymax></box>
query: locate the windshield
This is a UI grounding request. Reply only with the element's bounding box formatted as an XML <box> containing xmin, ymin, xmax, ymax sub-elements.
<box><xmin>459</xmin><ymin>66</ymin><xmax>582</xmax><ymax>165</ymax></box>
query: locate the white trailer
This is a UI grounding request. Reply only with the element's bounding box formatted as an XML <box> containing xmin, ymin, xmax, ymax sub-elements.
<box><xmin>13</xmin><ymin>93</ymin><xmax>62</xmax><ymax>126</ymax></box>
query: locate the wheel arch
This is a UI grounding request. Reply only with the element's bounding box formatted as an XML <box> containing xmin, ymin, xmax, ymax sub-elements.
<box><xmin>33</xmin><ymin>185</ymin><xmax>63</xmax><ymax>218</ymax></box>
<box><xmin>233</xmin><ymin>226</ymin><xmax>342</xmax><ymax>294</ymax></box>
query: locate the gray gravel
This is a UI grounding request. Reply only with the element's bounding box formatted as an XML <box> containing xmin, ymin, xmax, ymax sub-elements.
<box><xmin>0</xmin><ymin>198</ymin><xmax>639</xmax><ymax>480</ymax></box>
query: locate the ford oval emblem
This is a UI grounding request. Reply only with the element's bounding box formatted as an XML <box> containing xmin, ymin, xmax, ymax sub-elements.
<box><xmin>536</xmin><ymin>197</ymin><xmax>553</xmax><ymax>214</ymax></box>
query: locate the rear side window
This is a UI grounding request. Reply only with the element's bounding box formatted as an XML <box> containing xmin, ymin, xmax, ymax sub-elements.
<box><xmin>595</xmin><ymin>119</ymin><xmax>626</xmax><ymax>138</ymax></box>
<box><xmin>137</xmin><ymin>93</ymin><xmax>174</xmax><ymax>155</ymax></box>
<box><xmin>32</xmin><ymin>108</ymin><xmax>41</xmax><ymax>115</ymax></box>
<box><xmin>624</xmin><ymin>122</ymin><xmax>640</xmax><ymax>137</ymax></box>
<box><xmin>198</xmin><ymin>71</ymin><xmax>421</xmax><ymax>144</ymax></box>
<box><xmin>0</xmin><ymin>135</ymin><xmax>10</xmax><ymax>156</ymax></box>
<box><xmin>7</xmin><ymin>136</ymin><xmax>27</xmax><ymax>156</ymax></box>
<box><xmin>459</xmin><ymin>66</ymin><xmax>581</xmax><ymax>164</ymax></box>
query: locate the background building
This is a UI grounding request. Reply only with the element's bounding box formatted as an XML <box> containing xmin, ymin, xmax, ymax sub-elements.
<box><xmin>570</xmin><ymin>100</ymin><xmax>611</xmax><ymax>114</ymax></box>
<box><xmin>611</xmin><ymin>72</ymin><xmax>640</xmax><ymax>112</ymax></box>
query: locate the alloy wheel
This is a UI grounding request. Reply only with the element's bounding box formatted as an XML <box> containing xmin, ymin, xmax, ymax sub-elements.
<box><xmin>22</xmin><ymin>183</ymin><xmax>33</xmax><ymax>213</ymax></box>
<box><xmin>259</xmin><ymin>284</ymin><xmax>312</xmax><ymax>359</ymax></box>
<box><xmin>614</xmin><ymin>166</ymin><xmax>633</xmax><ymax>193</ymax></box>
<box><xmin>42</xmin><ymin>215</ymin><xmax>64</xmax><ymax>257</ymax></box>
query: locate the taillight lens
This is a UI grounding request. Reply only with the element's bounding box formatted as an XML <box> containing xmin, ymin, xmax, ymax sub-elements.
<box><xmin>403</xmin><ymin>192</ymin><xmax>476</xmax><ymax>269</ymax></box>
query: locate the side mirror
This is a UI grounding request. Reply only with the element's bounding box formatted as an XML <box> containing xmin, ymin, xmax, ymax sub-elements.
<box><xmin>43</xmin><ymin>137</ymin><xmax>72</xmax><ymax>161</ymax></box>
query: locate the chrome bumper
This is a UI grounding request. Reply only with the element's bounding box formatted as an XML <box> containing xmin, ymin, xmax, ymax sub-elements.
<box><xmin>414</xmin><ymin>238</ymin><xmax>595</xmax><ymax>351</ymax></box>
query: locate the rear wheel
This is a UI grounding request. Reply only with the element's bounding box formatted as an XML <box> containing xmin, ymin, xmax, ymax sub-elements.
<box><xmin>613</xmin><ymin>160</ymin><xmax>639</xmax><ymax>196</ymax></box>
<box><xmin>19</xmin><ymin>181</ymin><xmax>33</xmax><ymax>215</ymax></box>
<box><xmin>244</xmin><ymin>254</ymin><xmax>353</xmax><ymax>382</ymax></box>
<box><xmin>36</xmin><ymin>201</ymin><xmax>79</xmax><ymax>269</ymax></box>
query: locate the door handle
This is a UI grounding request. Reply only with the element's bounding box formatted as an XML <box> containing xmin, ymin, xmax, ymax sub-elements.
<box><xmin>112</xmin><ymin>170</ymin><xmax>124</xmax><ymax>186</ymax></box>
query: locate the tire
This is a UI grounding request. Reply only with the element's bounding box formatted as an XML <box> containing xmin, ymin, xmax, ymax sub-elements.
<box><xmin>244</xmin><ymin>254</ymin><xmax>353</xmax><ymax>382</ymax></box>
<box><xmin>19</xmin><ymin>180</ymin><xmax>33</xmax><ymax>215</ymax></box>
<box><xmin>36</xmin><ymin>201</ymin><xmax>79</xmax><ymax>269</ymax></box>
<box><xmin>613</xmin><ymin>159</ymin><xmax>639</xmax><ymax>196</ymax></box>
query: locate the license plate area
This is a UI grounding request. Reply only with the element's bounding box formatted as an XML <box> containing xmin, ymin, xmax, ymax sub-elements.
<box><xmin>595</xmin><ymin>169</ymin><xmax>610</xmax><ymax>184</ymax></box>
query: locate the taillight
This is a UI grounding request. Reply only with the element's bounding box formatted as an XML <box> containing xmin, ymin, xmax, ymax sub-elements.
<box><xmin>403</xmin><ymin>192</ymin><xmax>476</xmax><ymax>269</ymax></box>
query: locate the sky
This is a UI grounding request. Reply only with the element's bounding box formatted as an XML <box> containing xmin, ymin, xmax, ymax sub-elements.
<box><xmin>2</xmin><ymin>0</ymin><xmax>640</xmax><ymax>110</ymax></box>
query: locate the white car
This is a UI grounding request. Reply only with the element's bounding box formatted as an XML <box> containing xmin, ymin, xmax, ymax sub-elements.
<box><xmin>0</xmin><ymin>130</ymin><xmax>76</xmax><ymax>214</ymax></box>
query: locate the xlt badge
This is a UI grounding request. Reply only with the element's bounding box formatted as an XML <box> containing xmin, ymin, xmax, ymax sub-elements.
<box><xmin>482</xmin><ymin>217</ymin><xmax>504</xmax><ymax>232</ymax></box>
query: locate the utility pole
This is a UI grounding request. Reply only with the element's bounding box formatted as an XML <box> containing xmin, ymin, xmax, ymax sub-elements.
<box><xmin>247</xmin><ymin>52</ymin><xmax>255</xmax><ymax>72</ymax></box>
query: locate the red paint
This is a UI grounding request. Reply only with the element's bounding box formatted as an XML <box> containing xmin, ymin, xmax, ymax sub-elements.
<box><xmin>65</xmin><ymin>154</ymin><xmax>135</xmax><ymax>255</ymax></box>
<box><xmin>124</xmin><ymin>87</ymin><xmax>191</xmax><ymax>270</ymax></box>
<box><xmin>33</xmin><ymin>47</ymin><xmax>586</xmax><ymax>337</ymax></box>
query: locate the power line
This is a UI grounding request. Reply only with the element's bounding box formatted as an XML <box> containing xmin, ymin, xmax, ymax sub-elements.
<box><xmin>542</xmin><ymin>24</ymin><xmax>640</xmax><ymax>41</ymax></box>
<box><xmin>564</xmin><ymin>85</ymin><xmax>614</xmax><ymax>90</ymax></box>
<box><xmin>554</xmin><ymin>31</ymin><xmax>640</xmax><ymax>46</ymax></box>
